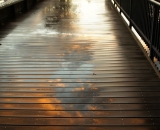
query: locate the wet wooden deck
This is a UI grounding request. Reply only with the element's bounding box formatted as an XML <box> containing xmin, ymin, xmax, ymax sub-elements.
<box><xmin>0</xmin><ymin>0</ymin><xmax>160</xmax><ymax>129</ymax></box>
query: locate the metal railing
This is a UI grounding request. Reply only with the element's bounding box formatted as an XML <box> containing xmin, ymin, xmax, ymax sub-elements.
<box><xmin>112</xmin><ymin>0</ymin><xmax>160</xmax><ymax>70</ymax></box>
<box><xmin>0</xmin><ymin>0</ymin><xmax>41</xmax><ymax>24</ymax></box>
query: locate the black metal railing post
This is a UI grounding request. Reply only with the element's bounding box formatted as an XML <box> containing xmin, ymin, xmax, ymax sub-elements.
<box><xmin>119</xmin><ymin>0</ymin><xmax>121</xmax><ymax>13</ymax></box>
<box><xmin>114</xmin><ymin>0</ymin><xmax>116</xmax><ymax>7</ymax></box>
<box><xmin>129</xmin><ymin>0</ymin><xmax>132</xmax><ymax>28</ymax></box>
<box><xmin>11</xmin><ymin>4</ymin><xmax>16</xmax><ymax>19</ymax></box>
<box><xmin>149</xmin><ymin>4</ymin><xmax>156</xmax><ymax>61</ymax></box>
<box><xmin>23</xmin><ymin>0</ymin><xmax>28</xmax><ymax>12</ymax></box>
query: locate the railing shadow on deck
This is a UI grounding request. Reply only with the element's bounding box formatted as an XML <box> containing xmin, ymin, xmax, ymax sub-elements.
<box><xmin>111</xmin><ymin>0</ymin><xmax>160</xmax><ymax>76</ymax></box>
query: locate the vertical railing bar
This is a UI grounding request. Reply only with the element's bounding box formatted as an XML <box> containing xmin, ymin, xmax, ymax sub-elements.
<box><xmin>155</xmin><ymin>10</ymin><xmax>158</xmax><ymax>50</ymax></box>
<box><xmin>23</xmin><ymin>0</ymin><xmax>28</xmax><ymax>11</ymax></box>
<box><xmin>152</xmin><ymin>5</ymin><xmax>159</xmax><ymax>61</ymax></box>
<box><xmin>119</xmin><ymin>0</ymin><xmax>121</xmax><ymax>14</ymax></box>
<box><xmin>129</xmin><ymin>0</ymin><xmax>132</xmax><ymax>28</ymax></box>
<box><xmin>147</xmin><ymin>1</ymin><xmax>150</xmax><ymax>42</ymax></box>
<box><xmin>158</xmin><ymin>19</ymin><xmax>160</xmax><ymax>59</ymax></box>
<box><xmin>11</xmin><ymin>4</ymin><xmax>16</xmax><ymax>19</ymax></box>
<box><xmin>150</xmin><ymin>4</ymin><xmax>156</xmax><ymax>61</ymax></box>
<box><xmin>156</xmin><ymin>9</ymin><xmax>160</xmax><ymax>51</ymax></box>
<box><xmin>144</xmin><ymin>1</ymin><xmax>148</xmax><ymax>40</ymax></box>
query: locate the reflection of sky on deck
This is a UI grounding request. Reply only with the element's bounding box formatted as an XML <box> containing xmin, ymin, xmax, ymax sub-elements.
<box><xmin>0</xmin><ymin>0</ymin><xmax>151</xmax><ymax>128</ymax></box>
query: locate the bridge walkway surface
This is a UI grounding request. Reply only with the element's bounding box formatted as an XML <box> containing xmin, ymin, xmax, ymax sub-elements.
<box><xmin>0</xmin><ymin>0</ymin><xmax>160</xmax><ymax>130</ymax></box>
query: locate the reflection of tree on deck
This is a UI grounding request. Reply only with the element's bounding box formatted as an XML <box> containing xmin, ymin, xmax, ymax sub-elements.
<box><xmin>44</xmin><ymin>0</ymin><xmax>79</xmax><ymax>35</ymax></box>
<box><xmin>45</xmin><ymin>0</ymin><xmax>72</xmax><ymax>26</ymax></box>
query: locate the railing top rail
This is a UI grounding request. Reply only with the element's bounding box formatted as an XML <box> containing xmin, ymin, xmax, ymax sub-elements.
<box><xmin>149</xmin><ymin>0</ymin><xmax>160</xmax><ymax>6</ymax></box>
<box><xmin>0</xmin><ymin>0</ymin><xmax>23</xmax><ymax>10</ymax></box>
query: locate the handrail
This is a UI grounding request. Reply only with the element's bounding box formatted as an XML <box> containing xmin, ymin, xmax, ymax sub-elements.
<box><xmin>0</xmin><ymin>0</ymin><xmax>23</xmax><ymax>10</ymax></box>
<box><xmin>112</xmin><ymin>0</ymin><xmax>160</xmax><ymax>71</ymax></box>
<box><xmin>149</xmin><ymin>0</ymin><xmax>160</xmax><ymax>6</ymax></box>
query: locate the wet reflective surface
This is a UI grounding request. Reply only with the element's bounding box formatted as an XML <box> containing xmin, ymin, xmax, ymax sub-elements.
<box><xmin>0</xmin><ymin>0</ymin><xmax>160</xmax><ymax>129</ymax></box>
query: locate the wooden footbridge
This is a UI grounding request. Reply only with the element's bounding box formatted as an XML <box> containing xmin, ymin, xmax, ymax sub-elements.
<box><xmin>0</xmin><ymin>0</ymin><xmax>160</xmax><ymax>129</ymax></box>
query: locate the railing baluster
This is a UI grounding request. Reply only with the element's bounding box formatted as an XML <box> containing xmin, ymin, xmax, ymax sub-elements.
<box><xmin>119</xmin><ymin>0</ymin><xmax>121</xmax><ymax>13</ymax></box>
<box><xmin>150</xmin><ymin>4</ymin><xmax>155</xmax><ymax>61</ymax></box>
<box><xmin>129</xmin><ymin>0</ymin><xmax>132</xmax><ymax>28</ymax></box>
<box><xmin>23</xmin><ymin>0</ymin><xmax>28</xmax><ymax>12</ymax></box>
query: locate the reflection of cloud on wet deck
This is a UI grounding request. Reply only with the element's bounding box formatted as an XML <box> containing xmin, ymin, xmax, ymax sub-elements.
<box><xmin>56</xmin><ymin>83</ymin><xmax>65</xmax><ymax>87</ymax></box>
<box><xmin>74</xmin><ymin>87</ymin><xmax>85</xmax><ymax>91</ymax></box>
<box><xmin>48</xmin><ymin>78</ymin><xmax>62</xmax><ymax>82</ymax></box>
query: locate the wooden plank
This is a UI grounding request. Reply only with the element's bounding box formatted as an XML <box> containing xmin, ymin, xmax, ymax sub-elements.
<box><xmin>0</xmin><ymin>82</ymin><xmax>160</xmax><ymax>87</ymax></box>
<box><xmin>0</xmin><ymin>92</ymin><xmax>160</xmax><ymax>97</ymax></box>
<box><xmin>0</xmin><ymin>78</ymin><xmax>159</xmax><ymax>83</ymax></box>
<box><xmin>1</xmin><ymin>103</ymin><xmax>160</xmax><ymax>110</ymax></box>
<box><xmin>0</xmin><ymin>126</ymin><xmax>159</xmax><ymax>130</ymax></box>
<box><xmin>0</xmin><ymin>97</ymin><xmax>155</xmax><ymax>103</ymax></box>
<box><xmin>0</xmin><ymin>86</ymin><xmax>160</xmax><ymax>92</ymax></box>
<box><xmin>0</xmin><ymin>110</ymin><xmax>160</xmax><ymax>117</ymax></box>
<box><xmin>0</xmin><ymin>117</ymin><xmax>158</xmax><ymax>125</ymax></box>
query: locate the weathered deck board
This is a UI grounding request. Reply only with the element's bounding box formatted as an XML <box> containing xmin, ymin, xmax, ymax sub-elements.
<box><xmin>0</xmin><ymin>0</ymin><xmax>160</xmax><ymax>129</ymax></box>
